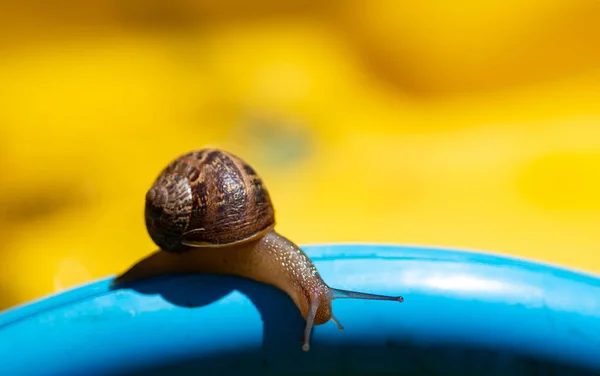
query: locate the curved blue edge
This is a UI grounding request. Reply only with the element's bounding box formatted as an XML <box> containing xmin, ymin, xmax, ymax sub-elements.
<box><xmin>1</xmin><ymin>243</ymin><xmax>600</xmax><ymax>376</ymax></box>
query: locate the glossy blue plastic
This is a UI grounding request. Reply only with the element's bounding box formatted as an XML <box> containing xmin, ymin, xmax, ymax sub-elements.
<box><xmin>1</xmin><ymin>243</ymin><xmax>600</xmax><ymax>375</ymax></box>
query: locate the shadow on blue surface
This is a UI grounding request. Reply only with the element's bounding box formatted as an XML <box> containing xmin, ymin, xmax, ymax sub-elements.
<box><xmin>117</xmin><ymin>273</ymin><xmax>308</xmax><ymax>352</ymax></box>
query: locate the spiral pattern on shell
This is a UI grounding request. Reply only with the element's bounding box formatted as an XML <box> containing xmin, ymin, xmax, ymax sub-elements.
<box><xmin>145</xmin><ymin>149</ymin><xmax>276</xmax><ymax>252</ymax></box>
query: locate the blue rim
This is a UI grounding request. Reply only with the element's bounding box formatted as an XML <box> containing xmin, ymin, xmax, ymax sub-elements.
<box><xmin>1</xmin><ymin>243</ymin><xmax>600</xmax><ymax>375</ymax></box>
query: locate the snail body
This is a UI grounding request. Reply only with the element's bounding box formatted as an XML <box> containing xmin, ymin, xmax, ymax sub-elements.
<box><xmin>114</xmin><ymin>148</ymin><xmax>403</xmax><ymax>351</ymax></box>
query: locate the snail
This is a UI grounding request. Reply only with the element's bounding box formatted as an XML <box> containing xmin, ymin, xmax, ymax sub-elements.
<box><xmin>112</xmin><ymin>148</ymin><xmax>403</xmax><ymax>351</ymax></box>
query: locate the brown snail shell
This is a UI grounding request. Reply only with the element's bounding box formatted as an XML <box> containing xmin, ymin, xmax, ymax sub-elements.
<box><xmin>145</xmin><ymin>149</ymin><xmax>275</xmax><ymax>253</ymax></box>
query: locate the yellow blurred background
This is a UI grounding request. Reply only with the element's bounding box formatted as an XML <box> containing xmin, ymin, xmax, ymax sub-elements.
<box><xmin>1</xmin><ymin>0</ymin><xmax>599</xmax><ymax>311</ymax></box>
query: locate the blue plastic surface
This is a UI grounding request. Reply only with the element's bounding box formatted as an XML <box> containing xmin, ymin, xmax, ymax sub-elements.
<box><xmin>1</xmin><ymin>243</ymin><xmax>600</xmax><ymax>375</ymax></box>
